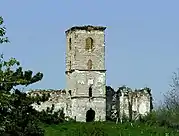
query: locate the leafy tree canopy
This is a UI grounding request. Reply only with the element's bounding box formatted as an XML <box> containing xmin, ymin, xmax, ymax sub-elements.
<box><xmin>0</xmin><ymin>54</ymin><xmax>43</xmax><ymax>92</ymax></box>
<box><xmin>0</xmin><ymin>16</ymin><xmax>9</xmax><ymax>43</ymax></box>
<box><xmin>0</xmin><ymin>16</ymin><xmax>45</xmax><ymax>136</ymax></box>
<box><xmin>0</xmin><ymin>16</ymin><xmax>43</xmax><ymax>92</ymax></box>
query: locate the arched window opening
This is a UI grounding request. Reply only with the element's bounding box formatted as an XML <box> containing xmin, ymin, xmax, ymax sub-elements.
<box><xmin>85</xmin><ymin>37</ymin><xmax>93</xmax><ymax>51</ymax></box>
<box><xmin>86</xmin><ymin>108</ymin><xmax>95</xmax><ymax>122</ymax></box>
<box><xmin>69</xmin><ymin>38</ymin><xmax>72</xmax><ymax>50</ymax></box>
<box><xmin>87</xmin><ymin>59</ymin><xmax>92</xmax><ymax>70</ymax></box>
<box><xmin>89</xmin><ymin>86</ymin><xmax>92</xmax><ymax>97</ymax></box>
<box><xmin>62</xmin><ymin>90</ymin><xmax>66</xmax><ymax>94</ymax></box>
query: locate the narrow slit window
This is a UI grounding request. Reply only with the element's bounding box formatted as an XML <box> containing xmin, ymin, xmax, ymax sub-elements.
<box><xmin>69</xmin><ymin>61</ymin><xmax>71</xmax><ymax>70</ymax></box>
<box><xmin>89</xmin><ymin>86</ymin><xmax>92</xmax><ymax>97</ymax></box>
<box><xmin>87</xmin><ymin>59</ymin><xmax>92</xmax><ymax>70</ymax></box>
<box><xmin>69</xmin><ymin>38</ymin><xmax>72</xmax><ymax>50</ymax></box>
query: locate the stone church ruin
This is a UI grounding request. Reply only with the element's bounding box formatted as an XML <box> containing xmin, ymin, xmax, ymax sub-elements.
<box><xmin>28</xmin><ymin>25</ymin><xmax>153</xmax><ymax>122</ymax></box>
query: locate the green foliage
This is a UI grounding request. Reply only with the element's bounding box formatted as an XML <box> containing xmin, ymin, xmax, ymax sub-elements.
<box><xmin>38</xmin><ymin>104</ymin><xmax>65</xmax><ymax>125</ymax></box>
<box><xmin>138</xmin><ymin>107</ymin><xmax>179</xmax><ymax>131</ymax></box>
<box><xmin>44</xmin><ymin>122</ymin><xmax>178</xmax><ymax>136</ymax></box>
<box><xmin>155</xmin><ymin>69</ymin><xmax>179</xmax><ymax>130</ymax></box>
<box><xmin>0</xmin><ymin>90</ymin><xmax>45</xmax><ymax>136</ymax></box>
<box><xmin>0</xmin><ymin>16</ymin><xmax>65</xmax><ymax>135</ymax></box>
<box><xmin>136</xmin><ymin>112</ymin><xmax>158</xmax><ymax>126</ymax></box>
<box><xmin>0</xmin><ymin>89</ymin><xmax>66</xmax><ymax>135</ymax></box>
<box><xmin>0</xmin><ymin>16</ymin><xmax>9</xmax><ymax>43</ymax></box>
<box><xmin>153</xmin><ymin>107</ymin><xmax>179</xmax><ymax>130</ymax></box>
<box><xmin>0</xmin><ymin>54</ymin><xmax>43</xmax><ymax>92</ymax></box>
<box><xmin>0</xmin><ymin>54</ymin><xmax>44</xmax><ymax>135</ymax></box>
<box><xmin>0</xmin><ymin>15</ymin><xmax>179</xmax><ymax>135</ymax></box>
<box><xmin>0</xmin><ymin>16</ymin><xmax>45</xmax><ymax>135</ymax></box>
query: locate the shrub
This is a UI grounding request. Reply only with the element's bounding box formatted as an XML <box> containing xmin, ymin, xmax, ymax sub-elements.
<box><xmin>38</xmin><ymin>107</ymin><xmax>65</xmax><ymax>125</ymax></box>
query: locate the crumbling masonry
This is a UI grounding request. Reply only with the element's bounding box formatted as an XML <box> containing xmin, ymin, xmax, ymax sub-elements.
<box><xmin>28</xmin><ymin>25</ymin><xmax>153</xmax><ymax>122</ymax></box>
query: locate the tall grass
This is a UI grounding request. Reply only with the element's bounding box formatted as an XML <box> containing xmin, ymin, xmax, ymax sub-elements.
<box><xmin>43</xmin><ymin>121</ymin><xmax>178</xmax><ymax>136</ymax></box>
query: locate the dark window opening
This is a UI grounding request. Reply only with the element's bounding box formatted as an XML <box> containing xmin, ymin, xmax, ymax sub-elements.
<box><xmin>69</xmin><ymin>90</ymin><xmax>72</xmax><ymax>96</ymax></box>
<box><xmin>86</xmin><ymin>108</ymin><xmax>95</xmax><ymax>122</ymax></box>
<box><xmin>69</xmin><ymin>38</ymin><xmax>72</xmax><ymax>50</ymax></box>
<box><xmin>89</xmin><ymin>86</ymin><xmax>92</xmax><ymax>97</ymax></box>
<box><xmin>62</xmin><ymin>90</ymin><xmax>66</xmax><ymax>94</ymax></box>
<box><xmin>69</xmin><ymin>61</ymin><xmax>71</xmax><ymax>70</ymax></box>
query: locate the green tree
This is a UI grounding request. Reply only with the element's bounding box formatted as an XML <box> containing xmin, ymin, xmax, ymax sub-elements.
<box><xmin>164</xmin><ymin>69</ymin><xmax>179</xmax><ymax>110</ymax></box>
<box><xmin>0</xmin><ymin>55</ymin><xmax>43</xmax><ymax>92</ymax></box>
<box><xmin>0</xmin><ymin>16</ymin><xmax>44</xmax><ymax>136</ymax></box>
<box><xmin>0</xmin><ymin>16</ymin><xmax>9</xmax><ymax>43</ymax></box>
<box><xmin>160</xmin><ymin>69</ymin><xmax>179</xmax><ymax>128</ymax></box>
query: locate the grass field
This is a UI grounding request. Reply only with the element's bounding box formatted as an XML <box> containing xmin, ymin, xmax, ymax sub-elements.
<box><xmin>43</xmin><ymin>122</ymin><xmax>179</xmax><ymax>136</ymax></box>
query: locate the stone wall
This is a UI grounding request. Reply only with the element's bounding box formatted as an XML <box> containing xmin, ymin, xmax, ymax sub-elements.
<box><xmin>65</xmin><ymin>26</ymin><xmax>107</xmax><ymax>122</ymax></box>
<box><xmin>27</xmin><ymin>26</ymin><xmax>153</xmax><ymax>122</ymax></box>
<box><xmin>66</xmin><ymin>70</ymin><xmax>106</xmax><ymax>97</ymax></box>
<box><xmin>116</xmin><ymin>87</ymin><xmax>152</xmax><ymax>121</ymax></box>
<box><xmin>28</xmin><ymin>86</ymin><xmax>152</xmax><ymax>122</ymax></box>
<box><xmin>71</xmin><ymin>98</ymin><xmax>106</xmax><ymax>122</ymax></box>
<box><xmin>65</xmin><ymin>26</ymin><xmax>106</xmax><ymax>71</ymax></box>
<box><xmin>106</xmin><ymin>86</ymin><xmax>117</xmax><ymax>120</ymax></box>
<box><xmin>27</xmin><ymin>89</ymin><xmax>72</xmax><ymax>118</ymax></box>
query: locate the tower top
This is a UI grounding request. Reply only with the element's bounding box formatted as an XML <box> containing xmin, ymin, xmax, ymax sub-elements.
<box><xmin>65</xmin><ymin>25</ymin><xmax>106</xmax><ymax>34</ymax></box>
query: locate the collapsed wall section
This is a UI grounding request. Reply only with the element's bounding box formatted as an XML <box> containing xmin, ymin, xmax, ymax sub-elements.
<box><xmin>27</xmin><ymin>87</ymin><xmax>153</xmax><ymax>122</ymax></box>
<box><xmin>116</xmin><ymin>87</ymin><xmax>153</xmax><ymax>121</ymax></box>
<box><xmin>27</xmin><ymin>89</ymin><xmax>72</xmax><ymax>118</ymax></box>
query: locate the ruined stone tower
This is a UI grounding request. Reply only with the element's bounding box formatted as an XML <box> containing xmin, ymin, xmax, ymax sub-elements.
<box><xmin>65</xmin><ymin>25</ymin><xmax>106</xmax><ymax>122</ymax></box>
